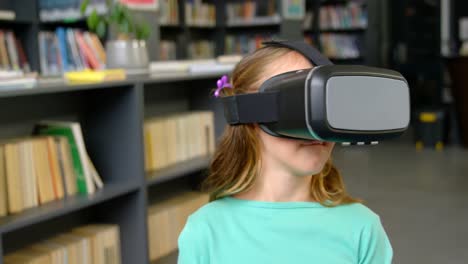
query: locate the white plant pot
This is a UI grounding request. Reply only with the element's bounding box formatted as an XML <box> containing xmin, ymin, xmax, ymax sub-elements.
<box><xmin>106</xmin><ymin>40</ymin><xmax>149</xmax><ymax>70</ymax></box>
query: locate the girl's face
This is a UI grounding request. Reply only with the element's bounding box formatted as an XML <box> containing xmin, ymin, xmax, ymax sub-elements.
<box><xmin>257</xmin><ymin>52</ymin><xmax>335</xmax><ymax>177</ymax></box>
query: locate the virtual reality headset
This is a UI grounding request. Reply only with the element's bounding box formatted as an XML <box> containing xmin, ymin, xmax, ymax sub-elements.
<box><xmin>222</xmin><ymin>41</ymin><xmax>410</xmax><ymax>145</ymax></box>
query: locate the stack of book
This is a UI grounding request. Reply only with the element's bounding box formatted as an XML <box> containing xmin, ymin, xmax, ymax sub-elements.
<box><xmin>0</xmin><ymin>121</ymin><xmax>103</xmax><ymax>217</ymax></box>
<box><xmin>39</xmin><ymin>0</ymin><xmax>107</xmax><ymax>22</ymax></box>
<box><xmin>144</xmin><ymin>112</ymin><xmax>215</xmax><ymax>172</ymax></box>
<box><xmin>148</xmin><ymin>191</ymin><xmax>209</xmax><ymax>261</ymax></box>
<box><xmin>4</xmin><ymin>224</ymin><xmax>121</xmax><ymax>264</ymax></box>
<box><xmin>149</xmin><ymin>56</ymin><xmax>240</xmax><ymax>74</ymax></box>
<box><xmin>226</xmin><ymin>0</ymin><xmax>279</xmax><ymax>25</ymax></box>
<box><xmin>225</xmin><ymin>34</ymin><xmax>277</xmax><ymax>55</ymax></box>
<box><xmin>185</xmin><ymin>0</ymin><xmax>216</xmax><ymax>26</ymax></box>
<box><xmin>159</xmin><ymin>0</ymin><xmax>179</xmax><ymax>25</ymax></box>
<box><xmin>159</xmin><ymin>40</ymin><xmax>177</xmax><ymax>60</ymax></box>
<box><xmin>0</xmin><ymin>30</ymin><xmax>37</xmax><ymax>90</ymax></box>
<box><xmin>38</xmin><ymin>28</ymin><xmax>106</xmax><ymax>76</ymax></box>
<box><xmin>319</xmin><ymin>3</ymin><xmax>367</xmax><ymax>30</ymax></box>
<box><xmin>0</xmin><ymin>71</ymin><xmax>37</xmax><ymax>90</ymax></box>
<box><xmin>0</xmin><ymin>31</ymin><xmax>30</xmax><ymax>72</ymax></box>
<box><xmin>188</xmin><ymin>40</ymin><xmax>215</xmax><ymax>59</ymax></box>
<box><xmin>320</xmin><ymin>33</ymin><xmax>363</xmax><ymax>59</ymax></box>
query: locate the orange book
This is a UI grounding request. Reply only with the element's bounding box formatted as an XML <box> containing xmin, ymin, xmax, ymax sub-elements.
<box><xmin>46</xmin><ymin>137</ymin><xmax>64</xmax><ymax>199</ymax></box>
<box><xmin>89</xmin><ymin>33</ymin><xmax>106</xmax><ymax>65</ymax></box>
<box><xmin>75</xmin><ymin>31</ymin><xmax>100</xmax><ymax>70</ymax></box>
<box><xmin>33</xmin><ymin>138</ymin><xmax>55</xmax><ymax>204</ymax></box>
<box><xmin>0</xmin><ymin>30</ymin><xmax>10</xmax><ymax>69</ymax></box>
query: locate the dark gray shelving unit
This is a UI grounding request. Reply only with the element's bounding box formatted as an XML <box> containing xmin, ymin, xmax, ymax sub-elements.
<box><xmin>146</xmin><ymin>156</ymin><xmax>211</xmax><ymax>187</ymax></box>
<box><xmin>304</xmin><ymin>0</ymin><xmax>383</xmax><ymax>66</ymax></box>
<box><xmin>0</xmin><ymin>70</ymin><xmax>229</xmax><ymax>264</ymax></box>
<box><xmin>0</xmin><ymin>0</ymin><xmax>386</xmax><ymax>263</ymax></box>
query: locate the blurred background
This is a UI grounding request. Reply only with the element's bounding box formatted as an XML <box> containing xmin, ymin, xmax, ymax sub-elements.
<box><xmin>0</xmin><ymin>0</ymin><xmax>466</xmax><ymax>263</ymax></box>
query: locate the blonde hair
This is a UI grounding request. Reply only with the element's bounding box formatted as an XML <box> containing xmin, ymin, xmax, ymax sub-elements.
<box><xmin>202</xmin><ymin>46</ymin><xmax>361</xmax><ymax>207</ymax></box>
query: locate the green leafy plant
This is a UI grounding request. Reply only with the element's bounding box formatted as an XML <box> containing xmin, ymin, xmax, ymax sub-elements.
<box><xmin>80</xmin><ymin>0</ymin><xmax>150</xmax><ymax>40</ymax></box>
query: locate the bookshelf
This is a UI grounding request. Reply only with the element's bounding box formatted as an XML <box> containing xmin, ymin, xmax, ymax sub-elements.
<box><xmin>0</xmin><ymin>0</ymin><xmax>383</xmax><ymax>74</ymax></box>
<box><xmin>0</xmin><ymin>0</ymin><xmax>384</xmax><ymax>263</ymax></box>
<box><xmin>302</xmin><ymin>0</ymin><xmax>383</xmax><ymax>66</ymax></box>
<box><xmin>0</xmin><ymin>70</ymin><xmax>227</xmax><ymax>264</ymax></box>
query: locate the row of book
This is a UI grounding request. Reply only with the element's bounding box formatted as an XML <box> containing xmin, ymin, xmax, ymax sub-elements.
<box><xmin>144</xmin><ymin>112</ymin><xmax>215</xmax><ymax>172</ymax></box>
<box><xmin>148</xmin><ymin>191</ymin><xmax>209</xmax><ymax>261</ymax></box>
<box><xmin>225</xmin><ymin>34</ymin><xmax>277</xmax><ymax>55</ymax></box>
<box><xmin>320</xmin><ymin>33</ymin><xmax>363</xmax><ymax>59</ymax></box>
<box><xmin>226</xmin><ymin>0</ymin><xmax>278</xmax><ymax>24</ymax></box>
<box><xmin>185</xmin><ymin>1</ymin><xmax>216</xmax><ymax>27</ymax></box>
<box><xmin>39</xmin><ymin>28</ymin><xmax>106</xmax><ymax>76</ymax></box>
<box><xmin>188</xmin><ymin>40</ymin><xmax>215</xmax><ymax>59</ymax></box>
<box><xmin>39</xmin><ymin>0</ymin><xmax>107</xmax><ymax>22</ymax></box>
<box><xmin>149</xmin><ymin>56</ymin><xmax>241</xmax><ymax>74</ymax></box>
<box><xmin>0</xmin><ymin>121</ymin><xmax>103</xmax><ymax>217</ymax></box>
<box><xmin>159</xmin><ymin>0</ymin><xmax>179</xmax><ymax>25</ymax></box>
<box><xmin>159</xmin><ymin>40</ymin><xmax>177</xmax><ymax>60</ymax></box>
<box><xmin>0</xmin><ymin>31</ymin><xmax>30</xmax><ymax>73</ymax></box>
<box><xmin>4</xmin><ymin>224</ymin><xmax>121</xmax><ymax>264</ymax></box>
<box><xmin>319</xmin><ymin>4</ymin><xmax>368</xmax><ymax>30</ymax></box>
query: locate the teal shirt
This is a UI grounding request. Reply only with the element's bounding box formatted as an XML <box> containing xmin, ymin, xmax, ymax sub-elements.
<box><xmin>178</xmin><ymin>196</ymin><xmax>392</xmax><ymax>264</ymax></box>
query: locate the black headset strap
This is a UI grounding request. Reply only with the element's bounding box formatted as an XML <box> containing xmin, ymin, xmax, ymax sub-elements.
<box><xmin>223</xmin><ymin>40</ymin><xmax>332</xmax><ymax>125</ymax></box>
<box><xmin>262</xmin><ymin>40</ymin><xmax>333</xmax><ymax>66</ymax></box>
<box><xmin>222</xmin><ymin>92</ymin><xmax>279</xmax><ymax>124</ymax></box>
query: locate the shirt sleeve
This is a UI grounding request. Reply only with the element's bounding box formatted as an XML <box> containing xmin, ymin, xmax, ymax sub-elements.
<box><xmin>178</xmin><ymin>216</ymin><xmax>208</xmax><ymax>264</ymax></box>
<box><xmin>358</xmin><ymin>215</ymin><xmax>393</xmax><ymax>264</ymax></box>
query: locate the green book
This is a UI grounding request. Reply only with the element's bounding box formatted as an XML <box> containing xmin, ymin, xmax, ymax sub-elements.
<box><xmin>34</xmin><ymin>121</ymin><xmax>93</xmax><ymax>195</ymax></box>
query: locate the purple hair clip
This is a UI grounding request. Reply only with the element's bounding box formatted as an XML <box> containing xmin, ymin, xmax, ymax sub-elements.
<box><xmin>214</xmin><ymin>75</ymin><xmax>232</xmax><ymax>97</ymax></box>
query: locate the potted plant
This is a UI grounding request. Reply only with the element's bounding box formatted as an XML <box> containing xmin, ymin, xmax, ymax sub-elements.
<box><xmin>80</xmin><ymin>0</ymin><xmax>151</xmax><ymax>70</ymax></box>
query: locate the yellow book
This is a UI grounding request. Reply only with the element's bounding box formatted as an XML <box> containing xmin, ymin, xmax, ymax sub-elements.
<box><xmin>65</xmin><ymin>69</ymin><xmax>126</xmax><ymax>84</ymax></box>
<box><xmin>0</xmin><ymin>145</ymin><xmax>7</xmax><ymax>216</ymax></box>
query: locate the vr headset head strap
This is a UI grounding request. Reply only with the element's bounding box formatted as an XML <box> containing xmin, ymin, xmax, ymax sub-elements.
<box><xmin>262</xmin><ymin>40</ymin><xmax>334</xmax><ymax>66</ymax></box>
<box><xmin>223</xmin><ymin>40</ymin><xmax>329</xmax><ymax>125</ymax></box>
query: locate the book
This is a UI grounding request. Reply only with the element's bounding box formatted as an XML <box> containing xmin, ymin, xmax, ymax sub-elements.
<box><xmin>144</xmin><ymin>111</ymin><xmax>215</xmax><ymax>172</ymax></box>
<box><xmin>0</xmin><ymin>145</ymin><xmax>7</xmax><ymax>216</ymax></box>
<box><xmin>72</xmin><ymin>224</ymin><xmax>121</xmax><ymax>264</ymax></box>
<box><xmin>5</xmin><ymin>223</ymin><xmax>121</xmax><ymax>264</ymax></box>
<box><xmin>33</xmin><ymin>138</ymin><xmax>56</xmax><ymax>204</ymax></box>
<box><xmin>185</xmin><ymin>1</ymin><xmax>216</xmax><ymax>26</ymax></box>
<box><xmin>0</xmin><ymin>135</ymin><xmax>82</xmax><ymax>216</ymax></box>
<box><xmin>148</xmin><ymin>191</ymin><xmax>209</xmax><ymax>261</ymax></box>
<box><xmin>149</xmin><ymin>59</ymin><xmax>216</xmax><ymax>73</ymax></box>
<box><xmin>159</xmin><ymin>0</ymin><xmax>179</xmax><ymax>25</ymax></box>
<box><xmin>18</xmin><ymin>140</ymin><xmax>38</xmax><ymax>210</ymax></box>
<box><xmin>0</xmin><ymin>76</ymin><xmax>37</xmax><ymax>90</ymax></box>
<box><xmin>39</xmin><ymin>28</ymin><xmax>107</xmax><ymax>75</ymax></box>
<box><xmin>46</xmin><ymin>137</ymin><xmax>65</xmax><ymax>199</ymax></box>
<box><xmin>188</xmin><ymin>40</ymin><xmax>215</xmax><ymax>59</ymax></box>
<box><xmin>64</xmin><ymin>69</ymin><xmax>126</xmax><ymax>84</ymax></box>
<box><xmin>35</xmin><ymin>121</ymin><xmax>95</xmax><ymax>195</ymax></box>
<box><xmin>4</xmin><ymin>141</ymin><xmax>23</xmax><ymax>213</ymax></box>
<box><xmin>55</xmin><ymin>137</ymin><xmax>78</xmax><ymax>196</ymax></box>
<box><xmin>0</xmin><ymin>10</ymin><xmax>15</xmax><ymax>20</ymax></box>
<box><xmin>5</xmin><ymin>31</ymin><xmax>19</xmax><ymax>70</ymax></box>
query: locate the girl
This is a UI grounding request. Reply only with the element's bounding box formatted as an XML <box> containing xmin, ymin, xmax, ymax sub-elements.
<box><xmin>178</xmin><ymin>44</ymin><xmax>392</xmax><ymax>264</ymax></box>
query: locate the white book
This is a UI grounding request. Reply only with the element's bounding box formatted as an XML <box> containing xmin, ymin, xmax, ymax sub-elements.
<box><xmin>149</xmin><ymin>59</ymin><xmax>216</xmax><ymax>73</ymax></box>
<box><xmin>188</xmin><ymin>63</ymin><xmax>235</xmax><ymax>74</ymax></box>
<box><xmin>0</xmin><ymin>10</ymin><xmax>15</xmax><ymax>20</ymax></box>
